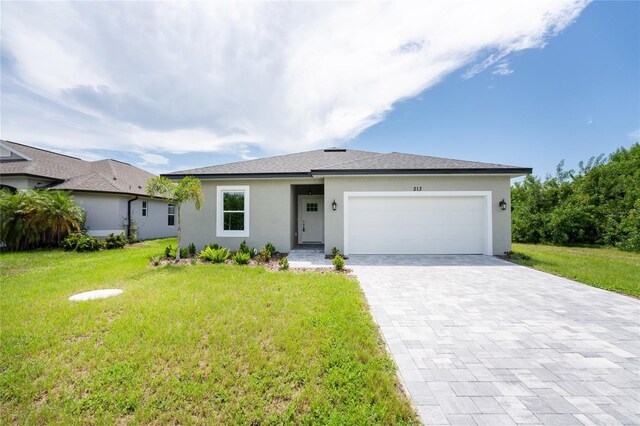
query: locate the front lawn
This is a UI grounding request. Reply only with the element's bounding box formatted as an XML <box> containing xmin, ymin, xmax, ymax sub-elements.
<box><xmin>0</xmin><ymin>239</ymin><xmax>417</xmax><ymax>424</ymax></box>
<box><xmin>510</xmin><ymin>243</ymin><xmax>640</xmax><ymax>298</ymax></box>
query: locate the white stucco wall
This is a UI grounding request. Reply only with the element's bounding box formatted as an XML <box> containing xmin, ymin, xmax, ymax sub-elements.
<box><xmin>73</xmin><ymin>193</ymin><xmax>129</xmax><ymax>237</ymax></box>
<box><xmin>129</xmin><ymin>198</ymin><xmax>178</xmax><ymax>240</ymax></box>
<box><xmin>179</xmin><ymin>178</ymin><xmax>323</xmax><ymax>252</ymax></box>
<box><xmin>323</xmin><ymin>175</ymin><xmax>513</xmax><ymax>256</ymax></box>
<box><xmin>179</xmin><ymin>175</ymin><xmax>514</xmax><ymax>255</ymax></box>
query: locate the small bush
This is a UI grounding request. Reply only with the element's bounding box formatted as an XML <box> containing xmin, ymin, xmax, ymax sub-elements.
<box><xmin>238</xmin><ymin>240</ymin><xmax>256</xmax><ymax>258</ymax></box>
<box><xmin>265</xmin><ymin>242</ymin><xmax>276</xmax><ymax>255</ymax></box>
<box><xmin>128</xmin><ymin>223</ymin><xmax>138</xmax><ymax>244</ymax></box>
<box><xmin>207</xmin><ymin>243</ymin><xmax>221</xmax><ymax>250</ymax></box>
<box><xmin>105</xmin><ymin>232</ymin><xmax>127</xmax><ymax>249</ymax></box>
<box><xmin>232</xmin><ymin>251</ymin><xmax>251</xmax><ymax>265</ymax></box>
<box><xmin>164</xmin><ymin>245</ymin><xmax>176</xmax><ymax>259</ymax></box>
<box><xmin>188</xmin><ymin>243</ymin><xmax>196</xmax><ymax>256</ymax></box>
<box><xmin>150</xmin><ymin>255</ymin><xmax>162</xmax><ymax>266</ymax></box>
<box><xmin>179</xmin><ymin>247</ymin><xmax>190</xmax><ymax>259</ymax></box>
<box><xmin>199</xmin><ymin>247</ymin><xmax>230</xmax><ymax>263</ymax></box>
<box><xmin>331</xmin><ymin>247</ymin><xmax>340</xmax><ymax>257</ymax></box>
<box><xmin>258</xmin><ymin>246</ymin><xmax>272</xmax><ymax>262</ymax></box>
<box><xmin>333</xmin><ymin>254</ymin><xmax>345</xmax><ymax>271</ymax></box>
<box><xmin>61</xmin><ymin>233</ymin><xmax>104</xmax><ymax>252</ymax></box>
<box><xmin>278</xmin><ymin>256</ymin><xmax>289</xmax><ymax>270</ymax></box>
<box><xmin>190</xmin><ymin>257</ymin><xmax>197</xmax><ymax>265</ymax></box>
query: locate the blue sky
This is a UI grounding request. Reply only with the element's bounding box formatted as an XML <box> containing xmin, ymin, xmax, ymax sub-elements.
<box><xmin>1</xmin><ymin>1</ymin><xmax>638</xmax><ymax>177</ymax></box>
<box><xmin>350</xmin><ymin>1</ymin><xmax>640</xmax><ymax>177</ymax></box>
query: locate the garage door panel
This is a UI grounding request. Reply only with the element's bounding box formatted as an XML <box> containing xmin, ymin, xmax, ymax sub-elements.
<box><xmin>346</xmin><ymin>194</ymin><xmax>487</xmax><ymax>255</ymax></box>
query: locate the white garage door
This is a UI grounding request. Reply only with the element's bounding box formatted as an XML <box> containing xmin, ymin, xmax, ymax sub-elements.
<box><xmin>345</xmin><ymin>193</ymin><xmax>490</xmax><ymax>255</ymax></box>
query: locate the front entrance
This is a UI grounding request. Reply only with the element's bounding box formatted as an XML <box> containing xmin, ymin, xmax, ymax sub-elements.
<box><xmin>298</xmin><ymin>195</ymin><xmax>324</xmax><ymax>244</ymax></box>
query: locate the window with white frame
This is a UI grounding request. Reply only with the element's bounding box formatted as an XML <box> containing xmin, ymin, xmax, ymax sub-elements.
<box><xmin>217</xmin><ymin>186</ymin><xmax>249</xmax><ymax>237</ymax></box>
<box><xmin>142</xmin><ymin>201</ymin><xmax>148</xmax><ymax>217</ymax></box>
<box><xmin>168</xmin><ymin>204</ymin><xmax>175</xmax><ymax>226</ymax></box>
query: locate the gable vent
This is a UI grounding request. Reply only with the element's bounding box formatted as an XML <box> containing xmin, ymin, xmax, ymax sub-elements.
<box><xmin>324</xmin><ymin>148</ymin><xmax>346</xmax><ymax>152</ymax></box>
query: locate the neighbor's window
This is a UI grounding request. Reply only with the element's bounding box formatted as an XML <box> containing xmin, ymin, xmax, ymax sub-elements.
<box><xmin>168</xmin><ymin>204</ymin><xmax>175</xmax><ymax>226</ymax></box>
<box><xmin>217</xmin><ymin>186</ymin><xmax>250</xmax><ymax>237</ymax></box>
<box><xmin>142</xmin><ymin>201</ymin><xmax>148</xmax><ymax>217</ymax></box>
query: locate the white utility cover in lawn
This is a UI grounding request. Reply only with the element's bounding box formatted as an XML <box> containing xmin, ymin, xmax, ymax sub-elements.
<box><xmin>69</xmin><ymin>289</ymin><xmax>123</xmax><ymax>301</ymax></box>
<box><xmin>344</xmin><ymin>191</ymin><xmax>491</xmax><ymax>255</ymax></box>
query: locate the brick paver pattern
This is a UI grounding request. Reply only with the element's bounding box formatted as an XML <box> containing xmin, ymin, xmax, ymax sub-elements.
<box><xmin>346</xmin><ymin>255</ymin><xmax>640</xmax><ymax>426</ymax></box>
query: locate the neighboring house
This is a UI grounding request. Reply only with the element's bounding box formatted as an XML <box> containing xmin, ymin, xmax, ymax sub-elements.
<box><xmin>0</xmin><ymin>140</ymin><xmax>177</xmax><ymax>240</ymax></box>
<box><xmin>164</xmin><ymin>148</ymin><xmax>531</xmax><ymax>256</ymax></box>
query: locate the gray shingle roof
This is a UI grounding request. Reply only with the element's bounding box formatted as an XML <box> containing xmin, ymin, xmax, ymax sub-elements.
<box><xmin>0</xmin><ymin>140</ymin><xmax>155</xmax><ymax>195</ymax></box>
<box><xmin>165</xmin><ymin>148</ymin><xmax>531</xmax><ymax>178</ymax></box>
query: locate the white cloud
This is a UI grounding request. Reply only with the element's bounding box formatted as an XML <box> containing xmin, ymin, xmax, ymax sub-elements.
<box><xmin>492</xmin><ymin>62</ymin><xmax>514</xmax><ymax>76</ymax></box>
<box><xmin>1</xmin><ymin>1</ymin><xmax>589</xmax><ymax>158</ymax></box>
<box><xmin>139</xmin><ymin>153</ymin><xmax>169</xmax><ymax>166</ymax></box>
<box><xmin>629</xmin><ymin>129</ymin><xmax>640</xmax><ymax>142</ymax></box>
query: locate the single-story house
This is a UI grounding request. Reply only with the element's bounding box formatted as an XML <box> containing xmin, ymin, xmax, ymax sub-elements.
<box><xmin>0</xmin><ymin>140</ymin><xmax>177</xmax><ymax>240</ymax></box>
<box><xmin>164</xmin><ymin>148</ymin><xmax>531</xmax><ymax>255</ymax></box>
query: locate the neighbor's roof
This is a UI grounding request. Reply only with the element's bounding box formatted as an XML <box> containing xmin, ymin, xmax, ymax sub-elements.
<box><xmin>0</xmin><ymin>140</ymin><xmax>155</xmax><ymax>196</ymax></box>
<box><xmin>165</xmin><ymin>148</ymin><xmax>532</xmax><ymax>178</ymax></box>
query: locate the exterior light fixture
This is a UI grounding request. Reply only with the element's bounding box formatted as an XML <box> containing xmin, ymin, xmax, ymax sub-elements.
<box><xmin>331</xmin><ymin>200</ymin><xmax>337</xmax><ymax>211</ymax></box>
<box><xmin>308</xmin><ymin>190</ymin><xmax>312</xmax><ymax>195</ymax></box>
<box><xmin>499</xmin><ymin>199</ymin><xmax>507</xmax><ymax>211</ymax></box>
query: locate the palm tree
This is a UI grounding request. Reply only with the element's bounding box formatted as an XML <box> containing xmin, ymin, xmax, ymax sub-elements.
<box><xmin>35</xmin><ymin>190</ymin><xmax>85</xmax><ymax>245</ymax></box>
<box><xmin>146</xmin><ymin>176</ymin><xmax>203</xmax><ymax>260</ymax></box>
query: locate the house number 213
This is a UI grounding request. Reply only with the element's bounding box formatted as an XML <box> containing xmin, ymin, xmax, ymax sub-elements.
<box><xmin>413</xmin><ymin>186</ymin><xmax>422</xmax><ymax>191</ymax></box>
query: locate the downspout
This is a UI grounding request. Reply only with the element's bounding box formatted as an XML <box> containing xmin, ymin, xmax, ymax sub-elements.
<box><xmin>127</xmin><ymin>196</ymin><xmax>138</xmax><ymax>238</ymax></box>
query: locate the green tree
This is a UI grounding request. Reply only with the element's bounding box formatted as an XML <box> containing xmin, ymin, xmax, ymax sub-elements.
<box><xmin>146</xmin><ymin>176</ymin><xmax>203</xmax><ymax>259</ymax></box>
<box><xmin>0</xmin><ymin>189</ymin><xmax>84</xmax><ymax>250</ymax></box>
<box><xmin>511</xmin><ymin>143</ymin><xmax>640</xmax><ymax>251</ymax></box>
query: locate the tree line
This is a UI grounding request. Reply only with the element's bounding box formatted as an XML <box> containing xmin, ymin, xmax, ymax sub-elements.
<box><xmin>511</xmin><ymin>143</ymin><xmax>639</xmax><ymax>252</ymax></box>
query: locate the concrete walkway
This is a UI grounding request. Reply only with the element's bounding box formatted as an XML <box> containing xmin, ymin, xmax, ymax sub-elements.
<box><xmin>346</xmin><ymin>255</ymin><xmax>640</xmax><ymax>426</ymax></box>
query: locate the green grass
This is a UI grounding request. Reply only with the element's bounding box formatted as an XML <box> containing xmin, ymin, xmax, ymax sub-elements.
<box><xmin>0</xmin><ymin>239</ymin><xmax>418</xmax><ymax>425</ymax></box>
<box><xmin>510</xmin><ymin>243</ymin><xmax>640</xmax><ymax>298</ymax></box>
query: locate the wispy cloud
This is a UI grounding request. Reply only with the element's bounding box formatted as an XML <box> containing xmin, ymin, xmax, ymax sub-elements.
<box><xmin>492</xmin><ymin>62</ymin><xmax>514</xmax><ymax>76</ymax></box>
<box><xmin>139</xmin><ymin>153</ymin><xmax>169</xmax><ymax>166</ymax></box>
<box><xmin>629</xmin><ymin>129</ymin><xmax>640</xmax><ymax>142</ymax></box>
<box><xmin>0</xmin><ymin>1</ymin><xmax>589</xmax><ymax>161</ymax></box>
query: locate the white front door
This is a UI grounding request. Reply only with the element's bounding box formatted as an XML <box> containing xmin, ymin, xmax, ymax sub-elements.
<box><xmin>298</xmin><ymin>195</ymin><xmax>324</xmax><ymax>244</ymax></box>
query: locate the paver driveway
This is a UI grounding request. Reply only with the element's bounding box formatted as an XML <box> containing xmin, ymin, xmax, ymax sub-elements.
<box><xmin>349</xmin><ymin>255</ymin><xmax>640</xmax><ymax>426</ymax></box>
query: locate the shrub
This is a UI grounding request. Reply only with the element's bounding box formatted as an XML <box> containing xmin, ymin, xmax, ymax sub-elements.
<box><xmin>164</xmin><ymin>244</ymin><xmax>176</xmax><ymax>259</ymax></box>
<box><xmin>128</xmin><ymin>222</ymin><xmax>138</xmax><ymax>244</ymax></box>
<box><xmin>104</xmin><ymin>232</ymin><xmax>127</xmax><ymax>249</ymax></box>
<box><xmin>207</xmin><ymin>243</ymin><xmax>221</xmax><ymax>250</ymax></box>
<box><xmin>179</xmin><ymin>247</ymin><xmax>190</xmax><ymax>259</ymax></box>
<box><xmin>61</xmin><ymin>232</ymin><xmax>104</xmax><ymax>252</ymax></box>
<box><xmin>188</xmin><ymin>242</ymin><xmax>196</xmax><ymax>256</ymax></box>
<box><xmin>333</xmin><ymin>254</ymin><xmax>345</xmax><ymax>271</ymax></box>
<box><xmin>232</xmin><ymin>251</ymin><xmax>251</xmax><ymax>265</ymax></box>
<box><xmin>199</xmin><ymin>246</ymin><xmax>230</xmax><ymax>263</ymax></box>
<box><xmin>331</xmin><ymin>247</ymin><xmax>340</xmax><ymax>257</ymax></box>
<box><xmin>238</xmin><ymin>240</ymin><xmax>256</xmax><ymax>258</ymax></box>
<box><xmin>278</xmin><ymin>256</ymin><xmax>289</xmax><ymax>270</ymax></box>
<box><xmin>258</xmin><ymin>246</ymin><xmax>272</xmax><ymax>262</ymax></box>
<box><xmin>0</xmin><ymin>188</ymin><xmax>84</xmax><ymax>250</ymax></box>
<box><xmin>150</xmin><ymin>255</ymin><xmax>162</xmax><ymax>266</ymax></box>
<box><xmin>265</xmin><ymin>242</ymin><xmax>276</xmax><ymax>255</ymax></box>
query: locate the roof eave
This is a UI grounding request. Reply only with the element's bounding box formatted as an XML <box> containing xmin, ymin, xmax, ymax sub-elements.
<box><xmin>310</xmin><ymin>168</ymin><xmax>533</xmax><ymax>176</ymax></box>
<box><xmin>162</xmin><ymin>172</ymin><xmax>313</xmax><ymax>180</ymax></box>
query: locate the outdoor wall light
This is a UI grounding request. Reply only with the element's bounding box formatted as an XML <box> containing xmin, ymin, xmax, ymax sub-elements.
<box><xmin>499</xmin><ymin>199</ymin><xmax>507</xmax><ymax>211</ymax></box>
<box><xmin>331</xmin><ymin>200</ymin><xmax>338</xmax><ymax>211</ymax></box>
